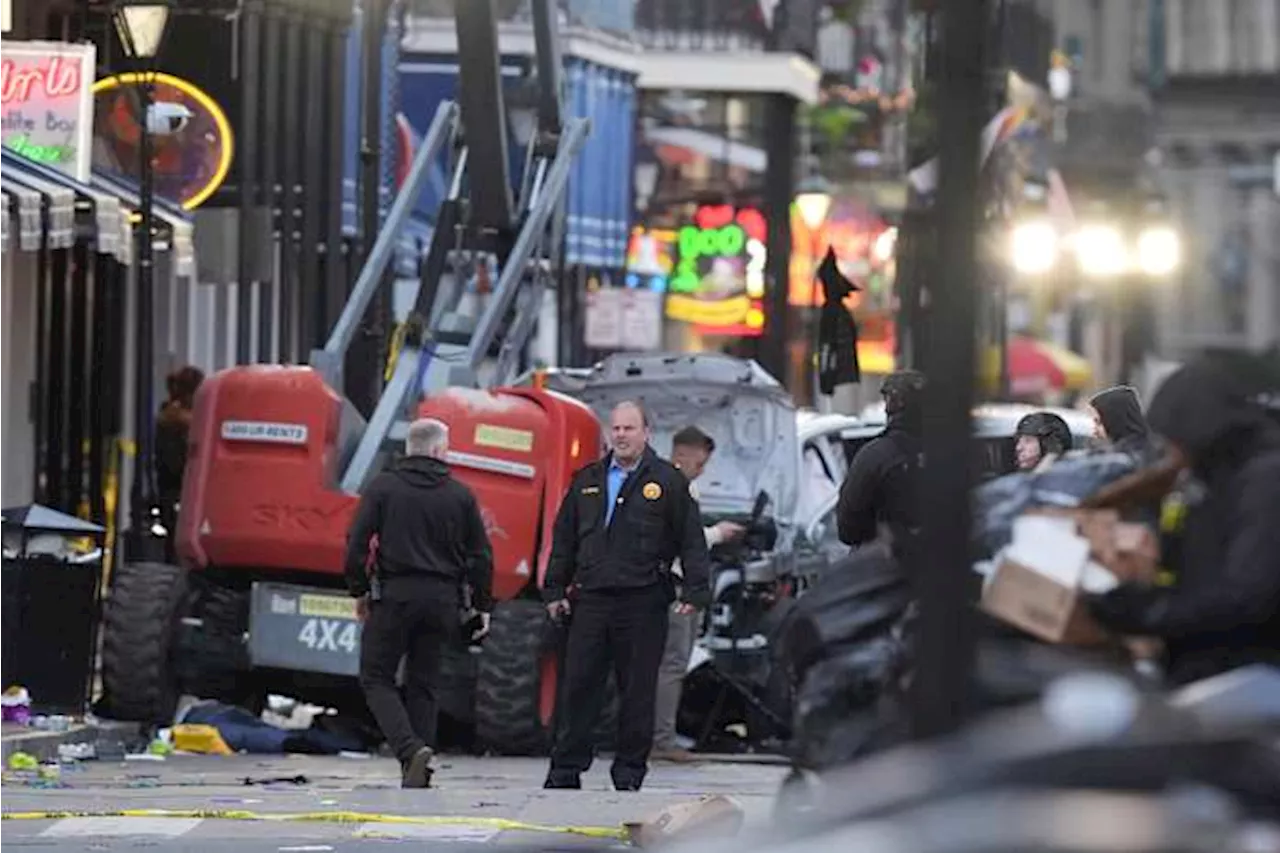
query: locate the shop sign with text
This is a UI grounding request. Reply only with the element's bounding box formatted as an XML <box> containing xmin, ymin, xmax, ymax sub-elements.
<box><xmin>1</xmin><ymin>41</ymin><xmax>95</xmax><ymax>182</ymax></box>
<box><xmin>664</xmin><ymin>204</ymin><xmax>767</xmax><ymax>337</ymax></box>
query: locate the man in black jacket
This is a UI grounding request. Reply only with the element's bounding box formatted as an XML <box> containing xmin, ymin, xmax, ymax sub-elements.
<box><xmin>345</xmin><ymin>418</ymin><xmax>493</xmax><ymax>788</ymax></box>
<box><xmin>543</xmin><ymin>401</ymin><xmax>711</xmax><ymax>792</ymax></box>
<box><xmin>837</xmin><ymin>370</ymin><xmax>926</xmax><ymax>562</ymax></box>
<box><xmin>1089</xmin><ymin>355</ymin><xmax>1280</xmax><ymax>685</ymax></box>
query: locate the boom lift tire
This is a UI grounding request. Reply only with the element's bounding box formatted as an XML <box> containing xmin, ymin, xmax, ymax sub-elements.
<box><xmin>100</xmin><ymin>562</ymin><xmax>188</xmax><ymax>724</ymax></box>
<box><xmin>475</xmin><ymin>598</ymin><xmax>555</xmax><ymax>755</ymax></box>
<box><xmin>181</xmin><ymin>584</ymin><xmax>264</xmax><ymax>714</ymax></box>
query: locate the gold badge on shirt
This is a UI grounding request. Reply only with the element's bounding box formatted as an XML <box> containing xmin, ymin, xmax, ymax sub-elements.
<box><xmin>642</xmin><ymin>482</ymin><xmax>662</xmax><ymax>501</ymax></box>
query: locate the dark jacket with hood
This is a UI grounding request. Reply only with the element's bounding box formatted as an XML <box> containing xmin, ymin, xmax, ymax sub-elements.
<box><xmin>1088</xmin><ymin>358</ymin><xmax>1280</xmax><ymax>685</ymax></box>
<box><xmin>1090</xmin><ymin>386</ymin><xmax>1157</xmax><ymax>465</ymax></box>
<box><xmin>543</xmin><ymin>445</ymin><xmax>711</xmax><ymax>608</ymax></box>
<box><xmin>837</xmin><ymin>372</ymin><xmax>924</xmax><ymax>553</ymax></box>
<box><xmin>344</xmin><ymin>456</ymin><xmax>494</xmax><ymax>611</ymax></box>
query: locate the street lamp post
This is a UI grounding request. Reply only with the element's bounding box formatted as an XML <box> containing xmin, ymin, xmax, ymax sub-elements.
<box><xmin>795</xmin><ymin>175</ymin><xmax>833</xmax><ymax>405</ymax></box>
<box><xmin>113</xmin><ymin>0</ymin><xmax>172</xmax><ymax>561</ymax></box>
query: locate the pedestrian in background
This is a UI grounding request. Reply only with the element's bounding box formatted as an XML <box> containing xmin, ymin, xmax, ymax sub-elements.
<box><xmin>543</xmin><ymin>401</ymin><xmax>711</xmax><ymax>791</ymax></box>
<box><xmin>652</xmin><ymin>426</ymin><xmax>744</xmax><ymax>763</ymax></box>
<box><xmin>1089</xmin><ymin>385</ymin><xmax>1156</xmax><ymax>465</ymax></box>
<box><xmin>345</xmin><ymin>418</ymin><xmax>493</xmax><ymax>788</ymax></box>
<box><xmin>154</xmin><ymin>365</ymin><xmax>204</xmax><ymax>560</ymax></box>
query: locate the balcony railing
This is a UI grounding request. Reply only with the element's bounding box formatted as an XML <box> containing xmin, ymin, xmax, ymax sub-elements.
<box><xmin>634</xmin><ymin>0</ymin><xmax>818</xmax><ymax>57</ymax></box>
<box><xmin>405</xmin><ymin>0</ymin><xmax>637</xmax><ymax>36</ymax></box>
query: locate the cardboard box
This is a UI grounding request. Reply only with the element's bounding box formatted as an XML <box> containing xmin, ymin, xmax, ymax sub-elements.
<box><xmin>1028</xmin><ymin>508</ymin><xmax>1159</xmax><ymax>583</ymax></box>
<box><xmin>981</xmin><ymin>514</ymin><xmax>1112</xmax><ymax>645</ymax></box>
<box><xmin>982</xmin><ymin>556</ymin><xmax>1108</xmax><ymax>644</ymax></box>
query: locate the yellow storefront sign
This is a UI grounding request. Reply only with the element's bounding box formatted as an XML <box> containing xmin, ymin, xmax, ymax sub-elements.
<box><xmin>664</xmin><ymin>293</ymin><xmax>751</xmax><ymax>327</ymax></box>
<box><xmin>474</xmin><ymin>424</ymin><xmax>534</xmax><ymax>453</ymax></box>
<box><xmin>299</xmin><ymin>595</ymin><xmax>358</xmax><ymax>620</ymax></box>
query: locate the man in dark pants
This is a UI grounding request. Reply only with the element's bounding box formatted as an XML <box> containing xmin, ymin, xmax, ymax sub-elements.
<box><xmin>543</xmin><ymin>401</ymin><xmax>711</xmax><ymax>791</ymax></box>
<box><xmin>345</xmin><ymin>418</ymin><xmax>493</xmax><ymax>788</ymax></box>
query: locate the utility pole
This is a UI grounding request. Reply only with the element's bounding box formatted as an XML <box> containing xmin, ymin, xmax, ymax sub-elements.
<box><xmin>909</xmin><ymin>0</ymin><xmax>987</xmax><ymax>741</ymax></box>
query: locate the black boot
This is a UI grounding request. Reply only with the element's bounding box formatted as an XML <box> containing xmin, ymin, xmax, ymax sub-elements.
<box><xmin>401</xmin><ymin>746</ymin><xmax>434</xmax><ymax>789</ymax></box>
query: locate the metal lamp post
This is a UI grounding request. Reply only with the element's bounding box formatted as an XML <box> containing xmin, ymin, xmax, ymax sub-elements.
<box><xmin>796</xmin><ymin>175</ymin><xmax>833</xmax><ymax>404</ymax></box>
<box><xmin>113</xmin><ymin>0</ymin><xmax>172</xmax><ymax>561</ymax></box>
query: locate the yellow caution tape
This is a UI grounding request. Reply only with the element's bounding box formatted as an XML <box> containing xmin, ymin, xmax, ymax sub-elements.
<box><xmin>0</xmin><ymin>809</ymin><xmax>627</xmax><ymax>839</ymax></box>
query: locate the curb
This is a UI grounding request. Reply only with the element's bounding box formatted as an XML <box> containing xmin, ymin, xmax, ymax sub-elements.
<box><xmin>2</xmin><ymin>720</ymin><xmax>144</xmax><ymax>763</ymax></box>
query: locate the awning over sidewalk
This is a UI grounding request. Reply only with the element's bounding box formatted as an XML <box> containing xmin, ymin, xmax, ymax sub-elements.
<box><xmin>1</xmin><ymin>151</ymin><xmax>131</xmax><ymax>262</ymax></box>
<box><xmin>90</xmin><ymin>170</ymin><xmax>196</xmax><ymax>279</ymax></box>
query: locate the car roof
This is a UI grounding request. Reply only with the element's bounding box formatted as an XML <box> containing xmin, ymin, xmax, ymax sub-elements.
<box><xmin>857</xmin><ymin>401</ymin><xmax>1094</xmax><ymax>438</ymax></box>
<box><xmin>795</xmin><ymin>410</ymin><xmax>866</xmax><ymax>443</ymax></box>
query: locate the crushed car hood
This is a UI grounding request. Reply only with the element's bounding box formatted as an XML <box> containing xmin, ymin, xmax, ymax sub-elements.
<box><xmin>535</xmin><ymin>353</ymin><xmax>800</xmax><ymax>525</ymax></box>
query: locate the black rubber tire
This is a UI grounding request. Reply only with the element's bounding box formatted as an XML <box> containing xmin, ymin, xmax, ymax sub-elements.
<box><xmin>179</xmin><ymin>584</ymin><xmax>262</xmax><ymax>711</ymax></box>
<box><xmin>99</xmin><ymin>562</ymin><xmax>189</xmax><ymax>724</ymax></box>
<box><xmin>474</xmin><ymin>599</ymin><xmax>554</xmax><ymax>755</ymax></box>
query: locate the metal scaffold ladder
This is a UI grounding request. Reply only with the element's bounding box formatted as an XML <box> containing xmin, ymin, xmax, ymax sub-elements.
<box><xmin>301</xmin><ymin>0</ymin><xmax>588</xmax><ymax>495</ymax></box>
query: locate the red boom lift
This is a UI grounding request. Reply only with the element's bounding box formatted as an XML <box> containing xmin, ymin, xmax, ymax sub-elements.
<box><xmin>98</xmin><ymin>0</ymin><xmax>600</xmax><ymax>754</ymax></box>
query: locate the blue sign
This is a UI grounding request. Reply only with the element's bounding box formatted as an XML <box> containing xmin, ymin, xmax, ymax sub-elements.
<box><xmin>396</xmin><ymin>50</ymin><xmax>638</xmax><ymax>269</ymax></box>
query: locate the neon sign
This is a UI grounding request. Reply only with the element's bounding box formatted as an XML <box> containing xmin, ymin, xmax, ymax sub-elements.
<box><xmin>664</xmin><ymin>205</ymin><xmax>767</xmax><ymax>336</ymax></box>
<box><xmin>625</xmin><ymin>226</ymin><xmax>675</xmax><ymax>292</ymax></box>
<box><xmin>1</xmin><ymin>43</ymin><xmax>94</xmax><ymax>181</ymax></box>
<box><xmin>4</xmin><ymin>135</ymin><xmax>72</xmax><ymax>164</ymax></box>
<box><xmin>1</xmin><ymin>57</ymin><xmax>81</xmax><ymax>104</ymax></box>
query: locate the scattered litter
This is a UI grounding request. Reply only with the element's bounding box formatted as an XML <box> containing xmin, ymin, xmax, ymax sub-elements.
<box><xmin>626</xmin><ymin>796</ymin><xmax>746</xmax><ymax>848</ymax></box>
<box><xmin>8</xmin><ymin>752</ymin><xmax>38</xmax><ymax>771</ymax></box>
<box><xmin>124</xmin><ymin>753</ymin><xmax>165</xmax><ymax>762</ymax></box>
<box><xmin>278</xmin><ymin>846</ymin><xmax>333</xmax><ymax>852</ymax></box>
<box><xmin>319</xmin><ymin>799</ymin><xmax>338</xmax><ymax>806</ymax></box>
<box><xmin>243</xmin><ymin>775</ymin><xmax>309</xmax><ymax>786</ymax></box>
<box><xmin>2</xmin><ymin>687</ymin><xmax>32</xmax><ymax>725</ymax></box>
<box><xmin>37</xmin><ymin>764</ymin><xmax>61</xmax><ymax>782</ymax></box>
<box><xmin>58</xmin><ymin>742</ymin><xmax>96</xmax><ymax>761</ymax></box>
<box><xmin>337</xmin><ymin>751</ymin><xmax>371</xmax><ymax>759</ymax></box>
<box><xmin>172</xmin><ymin>724</ymin><xmax>233</xmax><ymax>755</ymax></box>
<box><xmin>148</xmin><ymin>737</ymin><xmax>174</xmax><ymax>756</ymax></box>
<box><xmin>127</xmin><ymin>779</ymin><xmax>161</xmax><ymax>789</ymax></box>
<box><xmin>29</xmin><ymin>714</ymin><xmax>74</xmax><ymax>732</ymax></box>
<box><xmin>212</xmin><ymin>797</ymin><xmax>263</xmax><ymax>804</ymax></box>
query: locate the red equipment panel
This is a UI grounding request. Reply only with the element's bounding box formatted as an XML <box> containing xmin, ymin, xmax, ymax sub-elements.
<box><xmin>178</xmin><ymin>367</ymin><xmax>603</xmax><ymax>603</ymax></box>
<box><xmin>177</xmin><ymin>366</ymin><xmax>354</xmax><ymax>576</ymax></box>
<box><xmin>416</xmin><ymin>387</ymin><xmax>601</xmax><ymax>602</ymax></box>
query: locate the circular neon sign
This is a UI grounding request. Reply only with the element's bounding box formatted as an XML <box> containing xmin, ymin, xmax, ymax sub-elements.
<box><xmin>91</xmin><ymin>72</ymin><xmax>234</xmax><ymax>211</ymax></box>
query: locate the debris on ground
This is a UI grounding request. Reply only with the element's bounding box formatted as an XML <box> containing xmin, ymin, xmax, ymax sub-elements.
<box><xmin>2</xmin><ymin>687</ymin><xmax>31</xmax><ymax>725</ymax></box>
<box><xmin>57</xmin><ymin>742</ymin><xmax>96</xmax><ymax>761</ymax></box>
<box><xmin>243</xmin><ymin>774</ymin><xmax>310</xmax><ymax>786</ymax></box>
<box><xmin>7</xmin><ymin>751</ymin><xmax>38</xmax><ymax>770</ymax></box>
<box><xmin>625</xmin><ymin>795</ymin><xmax>745</xmax><ymax>848</ymax></box>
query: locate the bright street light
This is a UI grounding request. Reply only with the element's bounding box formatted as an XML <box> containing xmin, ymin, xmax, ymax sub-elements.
<box><xmin>1009</xmin><ymin>220</ymin><xmax>1058</xmax><ymax>275</ymax></box>
<box><xmin>1136</xmin><ymin>225</ymin><xmax>1181</xmax><ymax>277</ymax></box>
<box><xmin>1075</xmin><ymin>223</ymin><xmax>1127</xmax><ymax>278</ymax></box>
<box><xmin>795</xmin><ymin>175</ymin><xmax>834</xmax><ymax>232</ymax></box>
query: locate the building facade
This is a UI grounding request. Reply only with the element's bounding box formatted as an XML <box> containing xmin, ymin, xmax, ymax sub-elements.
<box><xmin>1154</xmin><ymin>0</ymin><xmax>1280</xmax><ymax>354</ymax></box>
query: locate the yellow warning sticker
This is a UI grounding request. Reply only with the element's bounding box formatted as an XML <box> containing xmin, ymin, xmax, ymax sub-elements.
<box><xmin>474</xmin><ymin>424</ymin><xmax>534</xmax><ymax>453</ymax></box>
<box><xmin>299</xmin><ymin>595</ymin><xmax>358</xmax><ymax>620</ymax></box>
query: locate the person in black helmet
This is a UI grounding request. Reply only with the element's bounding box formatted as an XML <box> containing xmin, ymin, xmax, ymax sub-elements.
<box><xmin>837</xmin><ymin>370</ymin><xmax>926</xmax><ymax>558</ymax></box>
<box><xmin>1013</xmin><ymin>411</ymin><xmax>1074</xmax><ymax>471</ymax></box>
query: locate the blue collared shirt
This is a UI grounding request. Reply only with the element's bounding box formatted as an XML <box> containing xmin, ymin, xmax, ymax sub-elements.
<box><xmin>605</xmin><ymin>457</ymin><xmax>637</xmax><ymax>525</ymax></box>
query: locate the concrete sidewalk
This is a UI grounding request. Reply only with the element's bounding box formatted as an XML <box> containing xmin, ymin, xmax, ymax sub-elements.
<box><xmin>1</xmin><ymin>719</ymin><xmax>145</xmax><ymax>763</ymax></box>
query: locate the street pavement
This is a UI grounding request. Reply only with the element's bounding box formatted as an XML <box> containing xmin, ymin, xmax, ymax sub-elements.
<box><xmin>1</xmin><ymin>752</ymin><xmax>788</xmax><ymax>851</ymax></box>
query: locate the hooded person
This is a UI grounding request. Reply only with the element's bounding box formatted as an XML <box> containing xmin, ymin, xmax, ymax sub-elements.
<box><xmin>1013</xmin><ymin>411</ymin><xmax>1074</xmax><ymax>471</ymax></box>
<box><xmin>1089</xmin><ymin>385</ymin><xmax>1156</xmax><ymax>464</ymax></box>
<box><xmin>1087</xmin><ymin>355</ymin><xmax>1280</xmax><ymax>685</ymax></box>
<box><xmin>836</xmin><ymin>370</ymin><xmax>926</xmax><ymax>558</ymax></box>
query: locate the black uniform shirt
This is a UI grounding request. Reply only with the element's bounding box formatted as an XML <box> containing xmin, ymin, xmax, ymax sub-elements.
<box><xmin>543</xmin><ymin>446</ymin><xmax>711</xmax><ymax>608</ymax></box>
